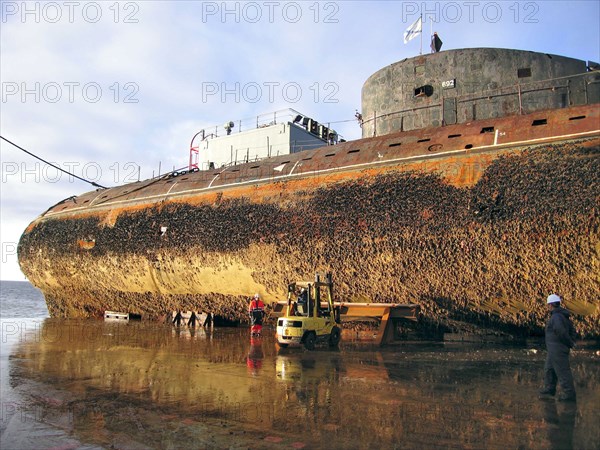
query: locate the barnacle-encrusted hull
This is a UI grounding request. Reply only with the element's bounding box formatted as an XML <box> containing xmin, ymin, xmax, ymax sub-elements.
<box><xmin>18</xmin><ymin>104</ymin><xmax>600</xmax><ymax>338</ymax></box>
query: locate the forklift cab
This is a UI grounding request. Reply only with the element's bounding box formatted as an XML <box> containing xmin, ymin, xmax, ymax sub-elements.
<box><xmin>290</xmin><ymin>282</ymin><xmax>328</xmax><ymax>318</ymax></box>
<box><xmin>294</xmin><ymin>287</ymin><xmax>309</xmax><ymax>316</ymax></box>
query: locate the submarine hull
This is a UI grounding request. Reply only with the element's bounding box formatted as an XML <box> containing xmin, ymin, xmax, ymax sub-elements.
<box><xmin>18</xmin><ymin>104</ymin><xmax>600</xmax><ymax>338</ymax></box>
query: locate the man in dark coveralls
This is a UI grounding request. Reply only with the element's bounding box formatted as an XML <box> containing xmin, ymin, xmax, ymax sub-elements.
<box><xmin>539</xmin><ymin>294</ymin><xmax>577</xmax><ymax>401</ymax></box>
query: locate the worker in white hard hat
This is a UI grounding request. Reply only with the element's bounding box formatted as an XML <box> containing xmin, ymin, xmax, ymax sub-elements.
<box><xmin>539</xmin><ymin>294</ymin><xmax>577</xmax><ymax>401</ymax></box>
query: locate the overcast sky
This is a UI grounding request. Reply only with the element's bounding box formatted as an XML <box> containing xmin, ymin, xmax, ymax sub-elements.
<box><xmin>1</xmin><ymin>0</ymin><xmax>599</xmax><ymax>281</ymax></box>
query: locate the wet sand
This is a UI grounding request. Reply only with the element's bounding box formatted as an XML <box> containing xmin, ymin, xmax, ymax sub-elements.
<box><xmin>1</xmin><ymin>318</ymin><xmax>599</xmax><ymax>449</ymax></box>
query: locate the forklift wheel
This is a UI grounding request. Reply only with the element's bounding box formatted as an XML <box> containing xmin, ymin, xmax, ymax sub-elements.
<box><xmin>303</xmin><ymin>332</ymin><xmax>316</xmax><ymax>350</ymax></box>
<box><xmin>329</xmin><ymin>326</ymin><xmax>341</xmax><ymax>347</ymax></box>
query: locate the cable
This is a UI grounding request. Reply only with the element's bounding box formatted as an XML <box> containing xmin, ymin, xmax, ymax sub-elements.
<box><xmin>0</xmin><ymin>135</ymin><xmax>107</xmax><ymax>189</ymax></box>
<box><xmin>325</xmin><ymin>118</ymin><xmax>358</xmax><ymax>125</ymax></box>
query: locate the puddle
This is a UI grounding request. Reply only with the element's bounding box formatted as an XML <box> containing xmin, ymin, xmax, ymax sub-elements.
<box><xmin>2</xmin><ymin>319</ymin><xmax>599</xmax><ymax>449</ymax></box>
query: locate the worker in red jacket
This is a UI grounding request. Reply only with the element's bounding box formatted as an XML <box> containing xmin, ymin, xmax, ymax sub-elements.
<box><xmin>249</xmin><ymin>293</ymin><xmax>265</xmax><ymax>336</ymax></box>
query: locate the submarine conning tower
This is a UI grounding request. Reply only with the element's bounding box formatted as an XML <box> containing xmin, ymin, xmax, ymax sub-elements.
<box><xmin>361</xmin><ymin>47</ymin><xmax>599</xmax><ymax>138</ymax></box>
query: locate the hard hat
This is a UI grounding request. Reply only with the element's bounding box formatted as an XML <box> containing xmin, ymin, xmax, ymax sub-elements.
<box><xmin>547</xmin><ymin>294</ymin><xmax>561</xmax><ymax>304</ymax></box>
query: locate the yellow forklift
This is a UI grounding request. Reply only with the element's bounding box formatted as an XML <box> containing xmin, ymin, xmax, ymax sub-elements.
<box><xmin>275</xmin><ymin>273</ymin><xmax>341</xmax><ymax>350</ymax></box>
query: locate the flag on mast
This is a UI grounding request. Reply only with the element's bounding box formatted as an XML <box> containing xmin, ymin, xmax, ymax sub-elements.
<box><xmin>403</xmin><ymin>16</ymin><xmax>422</xmax><ymax>44</ymax></box>
<box><xmin>431</xmin><ymin>32</ymin><xmax>443</xmax><ymax>53</ymax></box>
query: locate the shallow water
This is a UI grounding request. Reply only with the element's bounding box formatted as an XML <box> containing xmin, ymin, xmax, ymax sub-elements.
<box><xmin>2</xmin><ymin>317</ymin><xmax>599</xmax><ymax>449</ymax></box>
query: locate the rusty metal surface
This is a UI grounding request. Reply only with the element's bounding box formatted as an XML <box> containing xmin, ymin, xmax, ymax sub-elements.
<box><xmin>40</xmin><ymin>104</ymin><xmax>599</xmax><ymax>220</ymax></box>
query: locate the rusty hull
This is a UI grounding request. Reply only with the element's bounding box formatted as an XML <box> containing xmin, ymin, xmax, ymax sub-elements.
<box><xmin>18</xmin><ymin>104</ymin><xmax>600</xmax><ymax>338</ymax></box>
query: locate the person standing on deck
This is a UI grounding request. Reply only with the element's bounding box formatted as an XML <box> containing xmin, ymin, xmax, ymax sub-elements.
<box><xmin>539</xmin><ymin>294</ymin><xmax>577</xmax><ymax>402</ymax></box>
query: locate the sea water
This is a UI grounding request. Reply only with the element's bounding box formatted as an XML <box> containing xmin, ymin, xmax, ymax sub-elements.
<box><xmin>1</xmin><ymin>280</ymin><xmax>599</xmax><ymax>449</ymax></box>
<box><xmin>0</xmin><ymin>280</ymin><xmax>48</xmax><ymax>319</ymax></box>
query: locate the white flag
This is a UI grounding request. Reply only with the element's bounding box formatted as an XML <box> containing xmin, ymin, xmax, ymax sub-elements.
<box><xmin>403</xmin><ymin>16</ymin><xmax>422</xmax><ymax>44</ymax></box>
